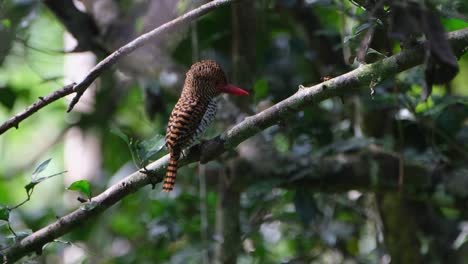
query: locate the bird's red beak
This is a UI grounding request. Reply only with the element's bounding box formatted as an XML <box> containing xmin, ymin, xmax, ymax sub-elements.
<box><xmin>219</xmin><ymin>84</ymin><xmax>249</xmax><ymax>96</ymax></box>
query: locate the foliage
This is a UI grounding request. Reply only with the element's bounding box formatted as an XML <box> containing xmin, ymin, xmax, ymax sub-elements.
<box><xmin>0</xmin><ymin>0</ymin><xmax>467</xmax><ymax>263</ymax></box>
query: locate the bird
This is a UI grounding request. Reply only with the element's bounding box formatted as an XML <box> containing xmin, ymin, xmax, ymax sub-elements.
<box><xmin>163</xmin><ymin>60</ymin><xmax>249</xmax><ymax>192</ymax></box>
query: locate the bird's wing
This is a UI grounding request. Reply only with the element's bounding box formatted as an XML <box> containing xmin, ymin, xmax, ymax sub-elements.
<box><xmin>165</xmin><ymin>97</ymin><xmax>208</xmax><ymax>150</ymax></box>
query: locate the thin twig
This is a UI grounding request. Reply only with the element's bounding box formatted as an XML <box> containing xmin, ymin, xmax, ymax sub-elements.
<box><xmin>0</xmin><ymin>0</ymin><xmax>236</xmax><ymax>136</ymax></box>
<box><xmin>66</xmin><ymin>0</ymin><xmax>236</xmax><ymax>112</ymax></box>
<box><xmin>0</xmin><ymin>84</ymin><xmax>75</xmax><ymax>135</ymax></box>
<box><xmin>2</xmin><ymin>28</ymin><xmax>468</xmax><ymax>263</ymax></box>
<box><xmin>15</xmin><ymin>37</ymin><xmax>70</xmax><ymax>55</ymax></box>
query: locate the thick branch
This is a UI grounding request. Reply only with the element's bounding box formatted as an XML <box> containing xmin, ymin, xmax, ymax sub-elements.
<box><xmin>281</xmin><ymin>147</ymin><xmax>435</xmax><ymax>193</ymax></box>
<box><xmin>2</xmin><ymin>28</ymin><xmax>468</xmax><ymax>262</ymax></box>
<box><xmin>42</xmin><ymin>0</ymin><xmax>104</xmax><ymax>53</ymax></box>
<box><xmin>228</xmin><ymin>144</ymin><xmax>452</xmax><ymax>195</ymax></box>
<box><xmin>0</xmin><ymin>0</ymin><xmax>236</xmax><ymax>136</ymax></box>
<box><xmin>221</xmin><ymin>29</ymin><xmax>468</xmax><ymax>151</ymax></box>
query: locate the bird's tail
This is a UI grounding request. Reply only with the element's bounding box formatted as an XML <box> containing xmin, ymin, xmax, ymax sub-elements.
<box><xmin>163</xmin><ymin>153</ymin><xmax>180</xmax><ymax>192</ymax></box>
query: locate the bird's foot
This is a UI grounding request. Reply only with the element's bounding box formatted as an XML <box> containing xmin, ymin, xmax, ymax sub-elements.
<box><xmin>140</xmin><ymin>166</ymin><xmax>162</xmax><ymax>189</ymax></box>
<box><xmin>182</xmin><ymin>139</ymin><xmax>206</xmax><ymax>158</ymax></box>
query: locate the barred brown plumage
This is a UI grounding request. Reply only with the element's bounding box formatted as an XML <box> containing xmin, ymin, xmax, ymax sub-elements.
<box><xmin>163</xmin><ymin>60</ymin><xmax>249</xmax><ymax>192</ymax></box>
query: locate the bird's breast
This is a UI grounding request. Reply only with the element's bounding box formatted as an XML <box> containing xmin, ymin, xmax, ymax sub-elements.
<box><xmin>165</xmin><ymin>97</ymin><xmax>217</xmax><ymax>151</ymax></box>
<box><xmin>187</xmin><ymin>99</ymin><xmax>217</xmax><ymax>146</ymax></box>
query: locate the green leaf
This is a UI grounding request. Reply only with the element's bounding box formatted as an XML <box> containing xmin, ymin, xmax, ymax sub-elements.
<box><xmin>32</xmin><ymin>159</ymin><xmax>52</xmax><ymax>180</ymax></box>
<box><xmin>129</xmin><ymin>134</ymin><xmax>166</xmax><ymax>166</ymax></box>
<box><xmin>139</xmin><ymin>134</ymin><xmax>166</xmax><ymax>159</ymax></box>
<box><xmin>67</xmin><ymin>180</ymin><xmax>91</xmax><ymax>199</ymax></box>
<box><xmin>366</xmin><ymin>48</ymin><xmax>386</xmax><ymax>57</ymax></box>
<box><xmin>24</xmin><ymin>170</ymin><xmax>65</xmax><ymax>194</ymax></box>
<box><xmin>111</xmin><ymin>126</ymin><xmax>163</xmax><ymax>167</ymax></box>
<box><xmin>440</xmin><ymin>207</ymin><xmax>459</xmax><ymax>219</ymax></box>
<box><xmin>24</xmin><ymin>182</ymin><xmax>38</xmax><ymax>194</ymax></box>
<box><xmin>0</xmin><ymin>205</ymin><xmax>10</xmax><ymax>222</ymax></box>
<box><xmin>415</xmin><ymin>97</ymin><xmax>434</xmax><ymax>113</ymax></box>
<box><xmin>25</xmin><ymin>171</ymin><xmax>65</xmax><ymax>194</ymax></box>
<box><xmin>442</xmin><ymin>18</ymin><xmax>468</xmax><ymax>32</ymax></box>
<box><xmin>110</xmin><ymin>126</ymin><xmax>129</xmax><ymax>143</ymax></box>
<box><xmin>355</xmin><ymin>22</ymin><xmax>373</xmax><ymax>35</ymax></box>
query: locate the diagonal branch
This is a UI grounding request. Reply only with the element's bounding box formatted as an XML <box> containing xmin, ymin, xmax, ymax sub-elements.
<box><xmin>2</xmin><ymin>28</ymin><xmax>468</xmax><ymax>263</ymax></box>
<box><xmin>65</xmin><ymin>0</ymin><xmax>235</xmax><ymax>112</ymax></box>
<box><xmin>0</xmin><ymin>84</ymin><xmax>75</xmax><ymax>135</ymax></box>
<box><xmin>0</xmin><ymin>0</ymin><xmax>237</xmax><ymax>136</ymax></box>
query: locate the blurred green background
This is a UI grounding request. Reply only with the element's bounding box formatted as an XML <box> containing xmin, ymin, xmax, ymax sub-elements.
<box><xmin>1</xmin><ymin>0</ymin><xmax>468</xmax><ymax>263</ymax></box>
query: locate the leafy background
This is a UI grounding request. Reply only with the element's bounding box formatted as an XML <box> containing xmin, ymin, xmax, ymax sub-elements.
<box><xmin>0</xmin><ymin>0</ymin><xmax>468</xmax><ymax>263</ymax></box>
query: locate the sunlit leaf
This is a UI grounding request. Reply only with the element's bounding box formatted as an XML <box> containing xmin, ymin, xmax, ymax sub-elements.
<box><xmin>442</xmin><ymin>18</ymin><xmax>468</xmax><ymax>31</ymax></box>
<box><xmin>67</xmin><ymin>180</ymin><xmax>91</xmax><ymax>199</ymax></box>
<box><xmin>415</xmin><ymin>97</ymin><xmax>435</xmax><ymax>113</ymax></box>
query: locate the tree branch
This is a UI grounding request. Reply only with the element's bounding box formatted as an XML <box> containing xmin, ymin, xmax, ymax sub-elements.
<box><xmin>281</xmin><ymin>146</ymin><xmax>437</xmax><ymax>193</ymax></box>
<box><xmin>2</xmin><ymin>28</ymin><xmax>468</xmax><ymax>263</ymax></box>
<box><xmin>0</xmin><ymin>84</ymin><xmax>75</xmax><ymax>135</ymax></box>
<box><xmin>65</xmin><ymin>0</ymin><xmax>236</xmax><ymax>112</ymax></box>
<box><xmin>220</xmin><ymin>29</ymin><xmax>468</xmax><ymax>150</ymax></box>
<box><xmin>42</xmin><ymin>0</ymin><xmax>104</xmax><ymax>53</ymax></box>
<box><xmin>0</xmin><ymin>0</ymin><xmax>237</xmax><ymax>136</ymax></box>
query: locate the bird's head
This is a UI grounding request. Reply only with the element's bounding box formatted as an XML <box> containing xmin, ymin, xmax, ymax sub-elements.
<box><xmin>183</xmin><ymin>60</ymin><xmax>249</xmax><ymax>98</ymax></box>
